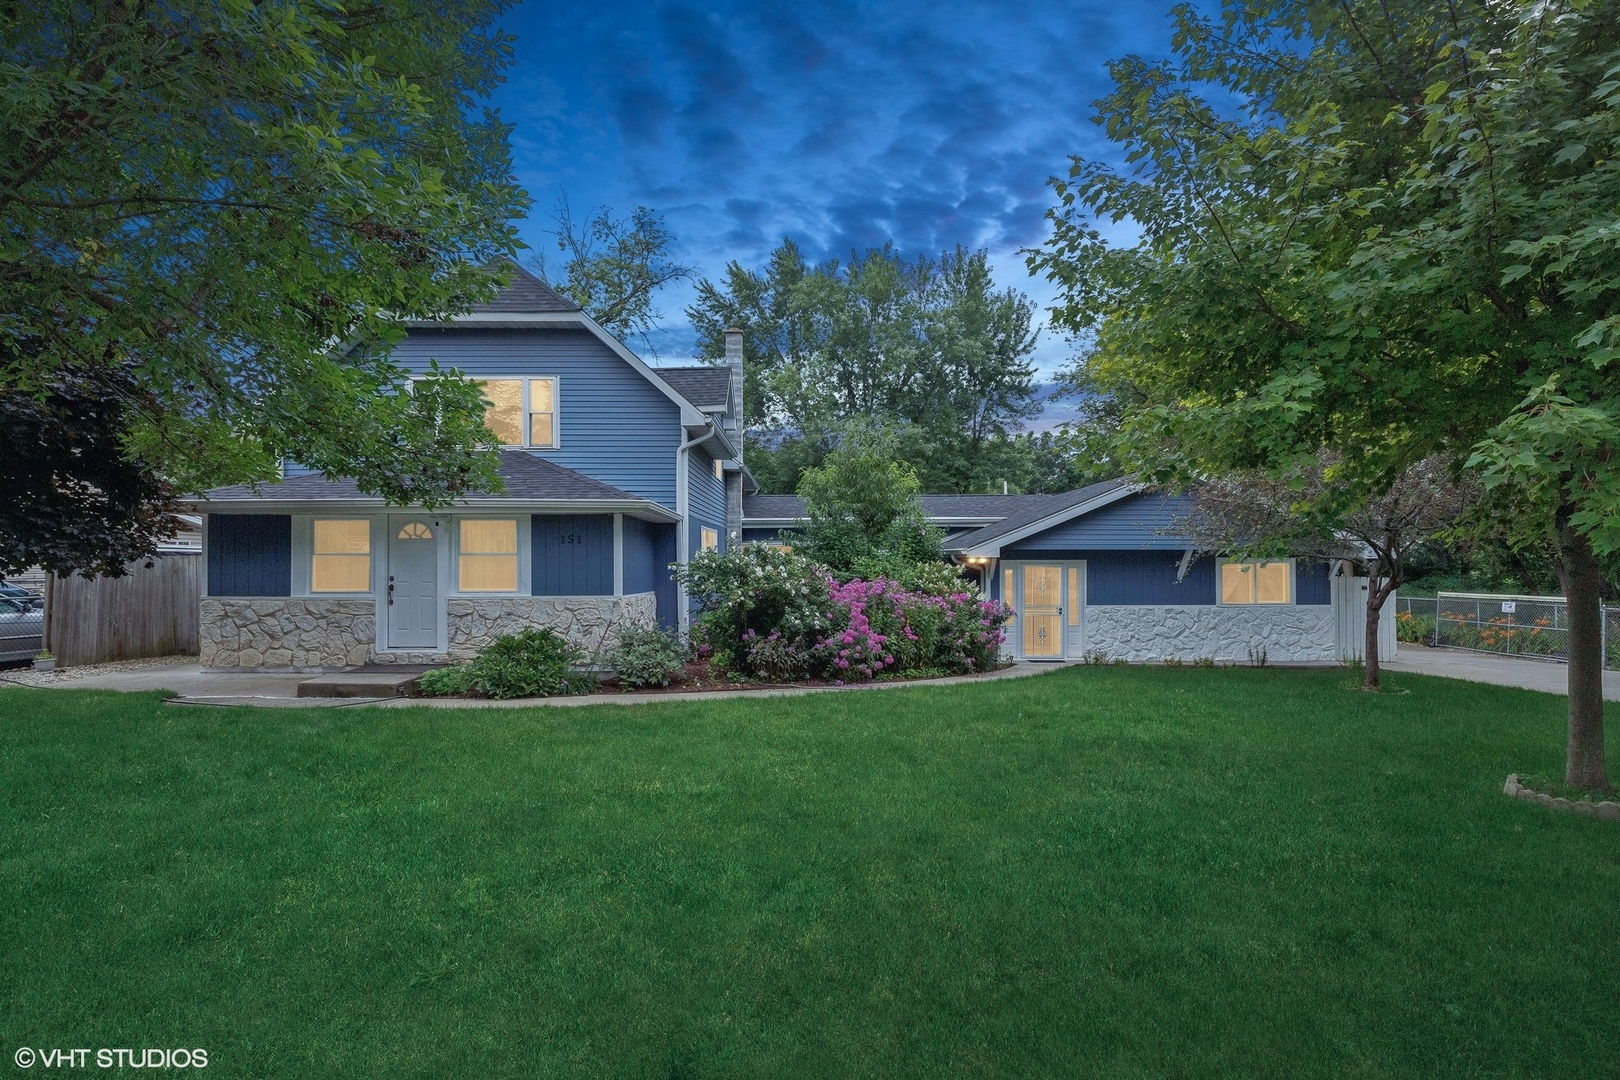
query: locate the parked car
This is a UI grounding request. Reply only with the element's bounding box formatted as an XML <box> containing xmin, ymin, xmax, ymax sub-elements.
<box><xmin>0</xmin><ymin>582</ymin><xmax>43</xmax><ymax>610</ymax></box>
<box><xmin>0</xmin><ymin>596</ymin><xmax>44</xmax><ymax>664</ymax></box>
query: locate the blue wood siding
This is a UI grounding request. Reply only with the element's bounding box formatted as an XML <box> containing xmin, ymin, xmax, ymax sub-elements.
<box><xmin>1297</xmin><ymin>559</ymin><xmax>1332</xmax><ymax>605</ymax></box>
<box><xmin>1004</xmin><ymin>492</ymin><xmax>1194</xmax><ymax>552</ymax></box>
<box><xmin>207</xmin><ymin>514</ymin><xmax>291</xmax><ymax>597</ymax></box>
<box><xmin>531</xmin><ymin>514</ymin><xmax>614</xmax><ymax>596</ymax></box>
<box><xmin>1006</xmin><ymin>550</ymin><xmax>1327</xmax><ymax>606</ymax></box>
<box><xmin>622</xmin><ymin>517</ymin><xmax>656</xmax><ymax>594</ymax></box>
<box><xmin>388</xmin><ymin>328</ymin><xmax>681</xmax><ymax>507</ymax></box>
<box><xmin>624</xmin><ymin>517</ymin><xmax>678</xmax><ymax>625</ymax></box>
<box><xmin>687</xmin><ymin>446</ymin><xmax>728</xmax><ymax>558</ymax></box>
<box><xmin>1077</xmin><ymin>550</ymin><xmax>1216</xmax><ymax>605</ymax></box>
<box><xmin>652</xmin><ymin>523</ymin><xmax>678</xmax><ymax>628</ymax></box>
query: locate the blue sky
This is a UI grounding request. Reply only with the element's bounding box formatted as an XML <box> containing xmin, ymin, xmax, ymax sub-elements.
<box><xmin>489</xmin><ymin>0</ymin><xmax>1174</xmax><ymax>416</ymax></box>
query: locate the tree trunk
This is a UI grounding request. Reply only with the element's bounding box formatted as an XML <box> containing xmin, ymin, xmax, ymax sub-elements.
<box><xmin>1558</xmin><ymin>514</ymin><xmax>1610</xmax><ymax>791</ymax></box>
<box><xmin>1363</xmin><ymin>575</ymin><xmax>1397</xmax><ymax>691</ymax></box>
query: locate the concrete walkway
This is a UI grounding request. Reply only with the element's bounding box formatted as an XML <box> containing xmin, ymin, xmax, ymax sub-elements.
<box><xmin>1385</xmin><ymin>645</ymin><xmax>1620</xmax><ymax>700</ymax></box>
<box><xmin>1</xmin><ymin>656</ymin><xmax>1071</xmax><ymax>708</ymax></box>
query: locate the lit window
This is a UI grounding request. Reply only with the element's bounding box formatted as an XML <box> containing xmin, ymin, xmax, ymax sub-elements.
<box><xmin>713</xmin><ymin>457</ymin><xmax>724</xmax><ymax>480</ymax></box>
<box><xmin>477</xmin><ymin>379</ymin><xmax>523</xmax><ymax>446</ymax></box>
<box><xmin>459</xmin><ymin>519</ymin><xmax>518</xmax><ymax>591</ymax></box>
<box><xmin>700</xmin><ymin>527</ymin><xmax>719</xmax><ymax>551</ymax></box>
<box><xmin>528</xmin><ymin>377</ymin><xmax>557</xmax><ymax>448</ymax></box>
<box><xmin>1219</xmin><ymin>560</ymin><xmax>1291</xmax><ymax>604</ymax></box>
<box><xmin>1067</xmin><ymin>566</ymin><xmax>1080</xmax><ymax>625</ymax></box>
<box><xmin>312</xmin><ymin>519</ymin><xmax>371</xmax><ymax>592</ymax></box>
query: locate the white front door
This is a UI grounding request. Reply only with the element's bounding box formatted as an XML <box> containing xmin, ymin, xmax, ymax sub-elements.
<box><xmin>387</xmin><ymin>517</ymin><xmax>439</xmax><ymax>650</ymax></box>
<box><xmin>1003</xmin><ymin>561</ymin><xmax>1085</xmax><ymax>661</ymax></box>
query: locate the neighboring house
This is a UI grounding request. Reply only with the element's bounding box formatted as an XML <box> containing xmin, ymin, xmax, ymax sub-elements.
<box><xmin>188</xmin><ymin>264</ymin><xmax>749</xmax><ymax>670</ymax></box>
<box><xmin>742</xmin><ymin>480</ymin><xmax>1396</xmax><ymax>664</ymax></box>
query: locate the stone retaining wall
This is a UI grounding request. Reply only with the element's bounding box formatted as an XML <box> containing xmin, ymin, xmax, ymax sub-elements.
<box><xmin>201</xmin><ymin>592</ymin><xmax>657</xmax><ymax>670</ymax></box>
<box><xmin>199</xmin><ymin>599</ymin><xmax>375</xmax><ymax>670</ymax></box>
<box><xmin>1083</xmin><ymin>605</ymin><xmax>1338</xmax><ymax>663</ymax></box>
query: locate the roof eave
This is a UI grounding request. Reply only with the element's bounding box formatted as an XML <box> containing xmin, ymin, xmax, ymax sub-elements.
<box><xmin>946</xmin><ymin>482</ymin><xmax>1142</xmax><ymax>557</ymax></box>
<box><xmin>185</xmin><ymin>496</ymin><xmax>681</xmax><ymax>523</ymax></box>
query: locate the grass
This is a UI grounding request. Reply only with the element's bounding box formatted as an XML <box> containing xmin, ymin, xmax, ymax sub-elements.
<box><xmin>3</xmin><ymin>667</ymin><xmax>1619</xmax><ymax>1078</ymax></box>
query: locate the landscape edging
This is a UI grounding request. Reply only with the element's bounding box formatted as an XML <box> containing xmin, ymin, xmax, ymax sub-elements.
<box><xmin>1503</xmin><ymin>774</ymin><xmax>1620</xmax><ymax>820</ymax></box>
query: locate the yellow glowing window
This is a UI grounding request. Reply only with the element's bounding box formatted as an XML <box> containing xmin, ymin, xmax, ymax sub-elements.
<box><xmin>700</xmin><ymin>527</ymin><xmax>719</xmax><ymax>551</ymax></box>
<box><xmin>1219</xmin><ymin>560</ymin><xmax>1292</xmax><ymax>604</ymax></box>
<box><xmin>311</xmin><ymin>519</ymin><xmax>371</xmax><ymax>592</ymax></box>
<box><xmin>528</xmin><ymin>377</ymin><xmax>557</xmax><ymax>448</ymax></box>
<box><xmin>477</xmin><ymin>379</ymin><xmax>523</xmax><ymax>446</ymax></box>
<box><xmin>713</xmin><ymin>457</ymin><xmax>724</xmax><ymax>480</ymax></box>
<box><xmin>458</xmin><ymin>519</ymin><xmax>518</xmax><ymax>592</ymax></box>
<box><xmin>1067</xmin><ymin>566</ymin><xmax>1080</xmax><ymax>625</ymax></box>
<box><xmin>1003</xmin><ymin>568</ymin><xmax>1015</xmax><ymax>609</ymax></box>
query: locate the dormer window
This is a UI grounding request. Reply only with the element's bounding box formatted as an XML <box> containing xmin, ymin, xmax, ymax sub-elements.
<box><xmin>474</xmin><ymin>377</ymin><xmax>559</xmax><ymax>449</ymax></box>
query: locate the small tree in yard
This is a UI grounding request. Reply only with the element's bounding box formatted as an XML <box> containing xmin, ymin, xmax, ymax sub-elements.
<box><xmin>795</xmin><ymin>423</ymin><xmax>944</xmax><ymax>579</ymax></box>
<box><xmin>1032</xmin><ymin>0</ymin><xmax>1620</xmax><ymax>790</ymax></box>
<box><xmin>1185</xmin><ymin>458</ymin><xmax>1477</xmax><ymax>690</ymax></box>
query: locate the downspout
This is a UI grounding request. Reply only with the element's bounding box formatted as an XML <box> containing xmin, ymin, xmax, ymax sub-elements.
<box><xmin>674</xmin><ymin>422</ymin><xmax>715</xmax><ymax>630</ymax></box>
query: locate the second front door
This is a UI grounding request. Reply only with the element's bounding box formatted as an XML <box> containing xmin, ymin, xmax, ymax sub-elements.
<box><xmin>387</xmin><ymin>518</ymin><xmax>439</xmax><ymax>650</ymax></box>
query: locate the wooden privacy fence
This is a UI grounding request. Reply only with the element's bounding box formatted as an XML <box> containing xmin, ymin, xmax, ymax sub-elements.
<box><xmin>46</xmin><ymin>552</ymin><xmax>200</xmax><ymax>666</ymax></box>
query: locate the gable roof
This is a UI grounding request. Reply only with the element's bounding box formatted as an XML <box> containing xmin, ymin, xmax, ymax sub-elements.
<box><xmin>197</xmin><ymin>452</ymin><xmax>652</xmax><ymax>507</ymax></box>
<box><xmin>944</xmin><ymin>478</ymin><xmax>1138</xmax><ymax>555</ymax></box>
<box><xmin>472</xmin><ymin>261</ymin><xmax>580</xmax><ymax>313</ymax></box>
<box><xmin>657</xmin><ymin>366</ymin><xmax>732</xmax><ymax>409</ymax></box>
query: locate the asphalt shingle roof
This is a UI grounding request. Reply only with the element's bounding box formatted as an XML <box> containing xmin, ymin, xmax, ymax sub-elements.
<box><xmin>742</xmin><ymin>492</ymin><xmax>1066</xmax><ymax>524</ymax></box>
<box><xmin>470</xmin><ymin>260</ymin><xmax>580</xmax><ymax>314</ymax></box>
<box><xmin>201</xmin><ymin>452</ymin><xmax>640</xmax><ymax>504</ymax></box>
<box><xmin>942</xmin><ymin>477</ymin><xmax>1133</xmax><ymax>552</ymax></box>
<box><xmin>657</xmin><ymin>366</ymin><xmax>732</xmax><ymax>408</ymax></box>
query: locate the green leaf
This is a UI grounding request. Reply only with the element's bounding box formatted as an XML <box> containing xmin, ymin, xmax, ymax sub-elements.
<box><xmin>1553</xmin><ymin>143</ymin><xmax>1587</xmax><ymax>164</ymax></box>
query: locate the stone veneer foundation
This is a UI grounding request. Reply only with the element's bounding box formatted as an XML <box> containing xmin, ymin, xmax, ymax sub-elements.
<box><xmin>1082</xmin><ymin>605</ymin><xmax>1338</xmax><ymax>663</ymax></box>
<box><xmin>200</xmin><ymin>593</ymin><xmax>657</xmax><ymax>670</ymax></box>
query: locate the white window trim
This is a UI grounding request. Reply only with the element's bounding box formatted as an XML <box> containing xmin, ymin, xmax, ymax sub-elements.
<box><xmin>1215</xmin><ymin>557</ymin><xmax>1295</xmax><ymax>606</ymax></box>
<box><xmin>449</xmin><ymin>515</ymin><xmax>530</xmax><ymax>596</ymax></box>
<box><xmin>419</xmin><ymin>375</ymin><xmax>561</xmax><ymax>450</ymax></box>
<box><xmin>292</xmin><ymin>515</ymin><xmax>380</xmax><ymax>597</ymax></box>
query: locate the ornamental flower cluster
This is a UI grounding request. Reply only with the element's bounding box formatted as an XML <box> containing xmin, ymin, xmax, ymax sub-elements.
<box><xmin>679</xmin><ymin>546</ymin><xmax>1012</xmax><ymax>683</ymax></box>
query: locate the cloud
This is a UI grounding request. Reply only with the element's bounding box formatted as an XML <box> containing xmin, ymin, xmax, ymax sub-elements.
<box><xmin>493</xmin><ymin>0</ymin><xmax>1175</xmax><ymax>376</ymax></box>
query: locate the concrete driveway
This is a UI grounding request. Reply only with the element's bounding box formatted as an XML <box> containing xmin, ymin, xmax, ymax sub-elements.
<box><xmin>1386</xmin><ymin>645</ymin><xmax>1620</xmax><ymax>700</ymax></box>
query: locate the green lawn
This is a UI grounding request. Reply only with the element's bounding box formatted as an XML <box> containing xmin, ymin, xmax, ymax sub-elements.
<box><xmin>3</xmin><ymin>668</ymin><xmax>1618</xmax><ymax>1078</ymax></box>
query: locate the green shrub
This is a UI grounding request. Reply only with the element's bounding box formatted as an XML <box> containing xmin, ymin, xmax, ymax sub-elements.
<box><xmin>417</xmin><ymin>664</ymin><xmax>474</xmax><ymax>697</ymax></box>
<box><xmin>609</xmin><ymin>625</ymin><xmax>686</xmax><ymax>689</ymax></box>
<box><xmin>676</xmin><ymin>545</ymin><xmax>834</xmax><ymax>675</ymax></box>
<box><xmin>416</xmin><ymin>627</ymin><xmax>588</xmax><ymax>700</ymax></box>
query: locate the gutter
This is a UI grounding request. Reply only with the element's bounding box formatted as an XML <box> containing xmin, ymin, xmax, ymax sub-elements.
<box><xmin>673</xmin><ymin>421</ymin><xmax>716</xmax><ymax>630</ymax></box>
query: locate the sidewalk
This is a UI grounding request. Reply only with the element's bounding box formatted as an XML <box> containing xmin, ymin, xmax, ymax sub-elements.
<box><xmin>1</xmin><ymin>655</ymin><xmax>1070</xmax><ymax>708</ymax></box>
<box><xmin>1385</xmin><ymin>645</ymin><xmax>1620</xmax><ymax>701</ymax></box>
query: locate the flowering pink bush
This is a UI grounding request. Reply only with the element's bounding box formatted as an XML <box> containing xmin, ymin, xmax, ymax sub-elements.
<box><xmin>682</xmin><ymin>548</ymin><xmax>1010</xmax><ymax>682</ymax></box>
<box><xmin>814</xmin><ymin>576</ymin><xmax>1009</xmax><ymax>682</ymax></box>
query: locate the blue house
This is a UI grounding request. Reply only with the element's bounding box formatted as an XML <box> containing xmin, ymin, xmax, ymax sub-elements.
<box><xmin>190</xmin><ymin>265</ymin><xmax>749</xmax><ymax>669</ymax></box>
<box><xmin>744</xmin><ymin>481</ymin><xmax>1395</xmax><ymax>664</ymax></box>
<box><xmin>191</xmin><ymin>262</ymin><xmax>1390</xmax><ymax>672</ymax></box>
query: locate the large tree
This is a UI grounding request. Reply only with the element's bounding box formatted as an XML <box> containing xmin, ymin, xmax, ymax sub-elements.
<box><xmin>529</xmin><ymin>196</ymin><xmax>694</xmax><ymax>350</ymax></box>
<box><xmin>1031</xmin><ymin>0</ymin><xmax>1620</xmax><ymax>790</ymax></box>
<box><xmin>688</xmin><ymin>241</ymin><xmax>1042</xmax><ymax>492</ymax></box>
<box><xmin>2</xmin><ymin>0</ymin><xmax>527</xmax><ymax>573</ymax></box>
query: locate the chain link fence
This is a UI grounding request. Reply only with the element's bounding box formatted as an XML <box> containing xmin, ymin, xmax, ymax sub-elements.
<box><xmin>1396</xmin><ymin>592</ymin><xmax>1620</xmax><ymax>669</ymax></box>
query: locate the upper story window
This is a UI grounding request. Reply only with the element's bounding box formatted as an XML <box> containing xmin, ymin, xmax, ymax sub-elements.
<box><xmin>1219</xmin><ymin>560</ymin><xmax>1291</xmax><ymax>605</ymax></box>
<box><xmin>700</xmin><ymin>527</ymin><xmax>719</xmax><ymax>551</ymax></box>
<box><xmin>474</xmin><ymin>377</ymin><xmax>558</xmax><ymax>449</ymax></box>
<box><xmin>713</xmin><ymin>457</ymin><xmax>724</xmax><ymax>480</ymax></box>
<box><xmin>459</xmin><ymin>519</ymin><xmax>518</xmax><ymax>592</ymax></box>
<box><xmin>311</xmin><ymin>519</ymin><xmax>371</xmax><ymax>592</ymax></box>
